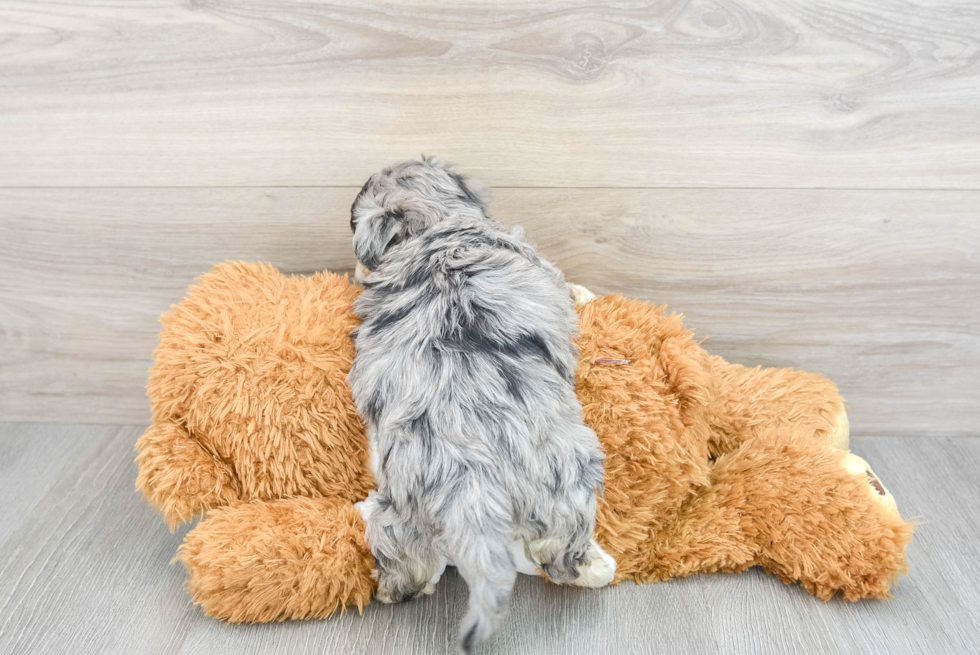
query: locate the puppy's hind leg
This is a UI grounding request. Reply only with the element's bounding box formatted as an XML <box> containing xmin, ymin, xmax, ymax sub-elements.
<box><xmin>362</xmin><ymin>491</ymin><xmax>440</xmax><ymax>604</ymax></box>
<box><xmin>523</xmin><ymin>467</ymin><xmax>615</xmax><ymax>588</ymax></box>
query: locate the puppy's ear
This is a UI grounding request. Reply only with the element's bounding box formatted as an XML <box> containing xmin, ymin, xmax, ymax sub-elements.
<box><xmin>353</xmin><ymin>208</ymin><xmax>406</xmax><ymax>270</ymax></box>
<box><xmin>449</xmin><ymin>172</ymin><xmax>491</xmax><ymax>216</ymax></box>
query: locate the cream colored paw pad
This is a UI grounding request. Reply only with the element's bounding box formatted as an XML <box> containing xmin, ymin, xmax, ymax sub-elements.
<box><xmin>841</xmin><ymin>453</ymin><xmax>898</xmax><ymax>514</ymax></box>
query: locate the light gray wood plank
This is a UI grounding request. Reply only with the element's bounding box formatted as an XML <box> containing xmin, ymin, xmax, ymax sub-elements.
<box><xmin>854</xmin><ymin>437</ymin><xmax>980</xmax><ymax>648</ymax></box>
<box><xmin>0</xmin><ymin>423</ymin><xmax>113</xmax><ymax>543</ymax></box>
<box><xmin>1</xmin><ymin>1</ymin><xmax>978</xmax><ymax>187</ymax></box>
<box><xmin>174</xmin><ymin>569</ymin><xmax>720</xmax><ymax>655</ymax></box>
<box><xmin>3</xmin><ymin>425</ymin><xmax>976</xmax><ymax>654</ymax></box>
<box><xmin>1</xmin><ymin>187</ymin><xmax>977</xmax><ymax>436</ymax></box>
<box><xmin>0</xmin><ymin>424</ymin><xmax>198</xmax><ymax>655</ymax></box>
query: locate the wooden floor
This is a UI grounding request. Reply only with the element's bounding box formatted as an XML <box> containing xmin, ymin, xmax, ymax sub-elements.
<box><xmin>0</xmin><ymin>422</ymin><xmax>976</xmax><ymax>655</ymax></box>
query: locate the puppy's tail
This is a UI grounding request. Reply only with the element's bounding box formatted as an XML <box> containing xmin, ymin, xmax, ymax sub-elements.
<box><xmin>446</xmin><ymin>515</ymin><xmax>518</xmax><ymax>653</ymax></box>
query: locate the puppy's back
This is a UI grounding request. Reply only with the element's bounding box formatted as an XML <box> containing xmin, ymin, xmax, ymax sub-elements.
<box><xmin>351</xmin><ymin>219</ymin><xmax>602</xmax><ymax>652</ymax></box>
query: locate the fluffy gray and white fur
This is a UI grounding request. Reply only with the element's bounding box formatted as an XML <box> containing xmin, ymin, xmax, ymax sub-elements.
<box><xmin>348</xmin><ymin>158</ymin><xmax>609</xmax><ymax>654</ymax></box>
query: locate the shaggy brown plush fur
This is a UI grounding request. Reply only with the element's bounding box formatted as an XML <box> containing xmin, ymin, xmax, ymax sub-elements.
<box><xmin>137</xmin><ymin>262</ymin><xmax>373</xmax><ymax>529</ymax></box>
<box><xmin>137</xmin><ymin>262</ymin><xmax>912</xmax><ymax>622</ymax></box>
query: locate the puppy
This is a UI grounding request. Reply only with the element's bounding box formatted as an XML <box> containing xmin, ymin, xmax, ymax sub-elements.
<box><xmin>348</xmin><ymin>158</ymin><xmax>611</xmax><ymax>653</ymax></box>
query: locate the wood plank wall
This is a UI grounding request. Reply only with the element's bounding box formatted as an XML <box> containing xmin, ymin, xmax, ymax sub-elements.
<box><xmin>1</xmin><ymin>1</ymin><xmax>978</xmax><ymax>435</ymax></box>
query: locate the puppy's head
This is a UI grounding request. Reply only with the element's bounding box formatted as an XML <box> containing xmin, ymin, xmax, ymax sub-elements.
<box><xmin>350</xmin><ymin>157</ymin><xmax>489</xmax><ymax>276</ymax></box>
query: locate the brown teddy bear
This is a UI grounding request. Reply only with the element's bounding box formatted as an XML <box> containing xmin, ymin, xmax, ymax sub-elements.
<box><xmin>136</xmin><ymin>261</ymin><xmax>912</xmax><ymax>623</ymax></box>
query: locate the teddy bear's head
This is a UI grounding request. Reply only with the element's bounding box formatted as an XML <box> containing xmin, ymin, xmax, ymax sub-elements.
<box><xmin>147</xmin><ymin>262</ymin><xmax>374</xmax><ymax>507</ymax></box>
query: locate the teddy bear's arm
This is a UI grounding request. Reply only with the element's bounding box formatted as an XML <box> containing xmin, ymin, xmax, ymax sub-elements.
<box><xmin>704</xmin><ymin>355</ymin><xmax>850</xmax><ymax>458</ymax></box>
<box><xmin>135</xmin><ymin>417</ymin><xmax>240</xmax><ymax>529</ymax></box>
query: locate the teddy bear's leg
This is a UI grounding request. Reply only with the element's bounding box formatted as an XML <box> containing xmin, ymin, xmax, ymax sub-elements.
<box><xmin>705</xmin><ymin>356</ymin><xmax>850</xmax><ymax>457</ymax></box>
<box><xmin>735</xmin><ymin>429</ymin><xmax>911</xmax><ymax>600</ymax></box>
<box><xmin>644</xmin><ymin>426</ymin><xmax>912</xmax><ymax>600</ymax></box>
<box><xmin>178</xmin><ymin>496</ymin><xmax>376</xmax><ymax>622</ymax></box>
<box><xmin>135</xmin><ymin>417</ymin><xmax>239</xmax><ymax>529</ymax></box>
<box><xmin>637</xmin><ymin>471</ymin><xmax>758</xmax><ymax>583</ymax></box>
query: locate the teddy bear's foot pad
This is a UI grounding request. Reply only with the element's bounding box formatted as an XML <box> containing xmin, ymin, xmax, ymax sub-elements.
<box><xmin>841</xmin><ymin>452</ymin><xmax>899</xmax><ymax>515</ymax></box>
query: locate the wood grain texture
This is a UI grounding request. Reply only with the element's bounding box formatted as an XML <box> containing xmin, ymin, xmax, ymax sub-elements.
<box><xmin>0</xmin><ymin>424</ymin><xmax>196</xmax><ymax>655</ymax></box>
<box><xmin>1</xmin><ymin>0</ymin><xmax>979</xmax><ymax>187</ymax></box>
<box><xmin>1</xmin><ymin>424</ymin><xmax>977</xmax><ymax>654</ymax></box>
<box><xmin>1</xmin><ymin>187</ymin><xmax>976</xmax><ymax>435</ymax></box>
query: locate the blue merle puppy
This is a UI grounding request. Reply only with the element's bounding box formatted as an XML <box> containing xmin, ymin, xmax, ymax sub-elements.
<box><xmin>348</xmin><ymin>158</ymin><xmax>614</xmax><ymax>653</ymax></box>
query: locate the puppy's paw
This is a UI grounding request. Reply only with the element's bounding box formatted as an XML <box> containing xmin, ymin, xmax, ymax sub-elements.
<box><xmin>571</xmin><ymin>540</ymin><xmax>617</xmax><ymax>588</ymax></box>
<box><xmin>371</xmin><ymin>568</ymin><xmax>392</xmax><ymax>604</ymax></box>
<box><xmin>372</xmin><ymin>567</ymin><xmax>437</xmax><ymax>603</ymax></box>
<box><xmin>354</xmin><ymin>261</ymin><xmax>373</xmax><ymax>285</ymax></box>
<box><xmin>525</xmin><ymin>538</ymin><xmax>617</xmax><ymax>587</ymax></box>
<box><xmin>372</xmin><ymin>576</ymin><xmax>397</xmax><ymax>604</ymax></box>
<box><xmin>569</xmin><ymin>283</ymin><xmax>596</xmax><ymax>306</ymax></box>
<box><xmin>523</xmin><ymin>537</ymin><xmax>558</xmax><ymax>569</ymax></box>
